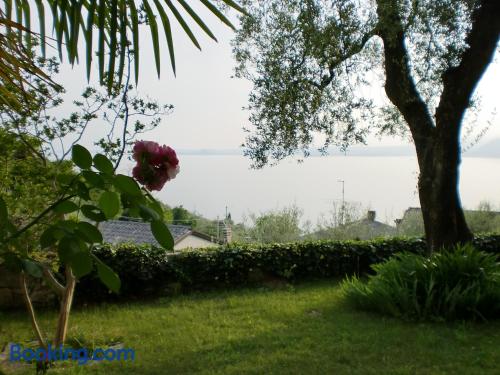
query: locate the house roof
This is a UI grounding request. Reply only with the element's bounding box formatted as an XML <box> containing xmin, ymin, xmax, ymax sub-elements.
<box><xmin>99</xmin><ymin>219</ymin><xmax>194</xmax><ymax>246</ymax></box>
<box><xmin>346</xmin><ymin>218</ymin><xmax>395</xmax><ymax>231</ymax></box>
<box><xmin>398</xmin><ymin>207</ymin><xmax>500</xmax><ymax>222</ymax></box>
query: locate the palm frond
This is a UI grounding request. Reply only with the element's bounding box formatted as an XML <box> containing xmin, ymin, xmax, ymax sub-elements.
<box><xmin>0</xmin><ymin>0</ymin><xmax>244</xmax><ymax>114</ymax></box>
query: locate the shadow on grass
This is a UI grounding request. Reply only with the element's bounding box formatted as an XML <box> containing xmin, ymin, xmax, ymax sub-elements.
<box><xmin>2</xmin><ymin>280</ymin><xmax>500</xmax><ymax>375</ymax></box>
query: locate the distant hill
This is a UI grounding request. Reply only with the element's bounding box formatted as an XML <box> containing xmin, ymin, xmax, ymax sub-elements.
<box><xmin>177</xmin><ymin>139</ymin><xmax>500</xmax><ymax>158</ymax></box>
<box><xmin>465</xmin><ymin>138</ymin><xmax>500</xmax><ymax>158</ymax></box>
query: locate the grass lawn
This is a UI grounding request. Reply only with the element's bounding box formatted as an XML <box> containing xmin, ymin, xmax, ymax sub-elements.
<box><xmin>1</xmin><ymin>280</ymin><xmax>499</xmax><ymax>374</ymax></box>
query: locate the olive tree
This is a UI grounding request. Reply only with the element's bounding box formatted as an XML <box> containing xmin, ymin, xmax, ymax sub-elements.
<box><xmin>233</xmin><ymin>0</ymin><xmax>500</xmax><ymax>252</ymax></box>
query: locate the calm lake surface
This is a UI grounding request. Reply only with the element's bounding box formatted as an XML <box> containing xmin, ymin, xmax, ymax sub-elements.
<box><xmin>148</xmin><ymin>155</ymin><xmax>500</xmax><ymax>225</ymax></box>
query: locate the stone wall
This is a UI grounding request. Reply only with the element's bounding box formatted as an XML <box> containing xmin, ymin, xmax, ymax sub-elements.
<box><xmin>0</xmin><ymin>266</ymin><xmax>57</xmax><ymax>309</ymax></box>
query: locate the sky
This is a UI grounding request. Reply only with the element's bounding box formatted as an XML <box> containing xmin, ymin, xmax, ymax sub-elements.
<box><xmin>52</xmin><ymin>6</ymin><xmax>500</xmax><ymax>153</ymax></box>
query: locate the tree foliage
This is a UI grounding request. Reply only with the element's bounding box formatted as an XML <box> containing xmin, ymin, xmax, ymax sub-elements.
<box><xmin>243</xmin><ymin>205</ymin><xmax>303</xmax><ymax>243</ymax></box>
<box><xmin>0</xmin><ymin>0</ymin><xmax>244</xmax><ymax>112</ymax></box>
<box><xmin>233</xmin><ymin>0</ymin><xmax>497</xmax><ymax>166</ymax></box>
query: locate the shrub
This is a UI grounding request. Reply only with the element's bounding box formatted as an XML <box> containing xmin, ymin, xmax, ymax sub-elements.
<box><xmin>342</xmin><ymin>244</ymin><xmax>500</xmax><ymax>321</ymax></box>
<box><xmin>73</xmin><ymin>236</ymin><xmax>500</xmax><ymax>303</ymax></box>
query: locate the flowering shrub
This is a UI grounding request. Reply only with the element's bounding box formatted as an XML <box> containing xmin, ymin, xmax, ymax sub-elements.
<box><xmin>132</xmin><ymin>140</ymin><xmax>180</xmax><ymax>191</ymax></box>
<box><xmin>0</xmin><ymin>143</ymin><xmax>177</xmax><ymax>349</ymax></box>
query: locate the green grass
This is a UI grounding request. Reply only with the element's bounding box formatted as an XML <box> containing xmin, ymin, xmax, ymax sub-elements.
<box><xmin>1</xmin><ymin>281</ymin><xmax>499</xmax><ymax>374</ymax></box>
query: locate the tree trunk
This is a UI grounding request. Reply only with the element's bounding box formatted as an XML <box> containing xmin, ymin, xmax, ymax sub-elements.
<box><xmin>375</xmin><ymin>0</ymin><xmax>498</xmax><ymax>255</ymax></box>
<box><xmin>54</xmin><ymin>266</ymin><xmax>76</xmax><ymax>347</ymax></box>
<box><xmin>416</xmin><ymin>138</ymin><xmax>473</xmax><ymax>254</ymax></box>
<box><xmin>19</xmin><ymin>272</ymin><xmax>48</xmax><ymax>350</ymax></box>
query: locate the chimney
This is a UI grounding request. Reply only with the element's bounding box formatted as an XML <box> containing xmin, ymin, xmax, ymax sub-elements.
<box><xmin>218</xmin><ymin>220</ymin><xmax>232</xmax><ymax>244</ymax></box>
<box><xmin>367</xmin><ymin>210</ymin><xmax>376</xmax><ymax>222</ymax></box>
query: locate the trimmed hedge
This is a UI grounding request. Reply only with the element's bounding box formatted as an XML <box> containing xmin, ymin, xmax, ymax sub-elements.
<box><xmin>75</xmin><ymin>236</ymin><xmax>500</xmax><ymax>302</ymax></box>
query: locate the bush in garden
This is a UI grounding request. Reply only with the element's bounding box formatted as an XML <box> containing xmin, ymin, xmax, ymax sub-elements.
<box><xmin>342</xmin><ymin>244</ymin><xmax>500</xmax><ymax>321</ymax></box>
<box><xmin>74</xmin><ymin>236</ymin><xmax>500</xmax><ymax>302</ymax></box>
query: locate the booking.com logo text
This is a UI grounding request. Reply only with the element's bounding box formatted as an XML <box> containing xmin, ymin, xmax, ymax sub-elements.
<box><xmin>9</xmin><ymin>343</ymin><xmax>135</xmax><ymax>365</ymax></box>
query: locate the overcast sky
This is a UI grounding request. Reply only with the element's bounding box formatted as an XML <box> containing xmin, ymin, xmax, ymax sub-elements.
<box><xmin>52</xmin><ymin>7</ymin><xmax>500</xmax><ymax>154</ymax></box>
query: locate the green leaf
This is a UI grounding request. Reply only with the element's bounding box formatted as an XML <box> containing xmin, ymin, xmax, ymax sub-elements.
<box><xmin>152</xmin><ymin>0</ymin><xmax>175</xmax><ymax>73</ymax></box>
<box><xmin>57</xmin><ymin>220</ymin><xmax>77</xmax><ymax>234</ymax></box>
<box><xmin>220</xmin><ymin>0</ymin><xmax>246</xmax><ymax>14</ymax></box>
<box><xmin>68</xmin><ymin>0</ymin><xmax>82</xmax><ymax>64</ymax></box>
<box><xmin>40</xmin><ymin>226</ymin><xmax>58</xmax><ymax>248</ymax></box>
<box><xmin>71</xmin><ymin>249</ymin><xmax>93</xmax><ymax>278</ymax></box>
<box><xmin>151</xmin><ymin>220</ymin><xmax>174</xmax><ymax>250</ymax></box>
<box><xmin>21</xmin><ymin>0</ymin><xmax>31</xmax><ymax>49</ymax></box>
<box><xmin>114</xmin><ymin>174</ymin><xmax>142</xmax><ymax>196</ymax></box>
<box><xmin>142</xmin><ymin>0</ymin><xmax>161</xmax><ymax>78</ymax></box>
<box><xmin>148</xmin><ymin>198</ymin><xmax>164</xmax><ymax>217</ymax></box>
<box><xmin>34</xmin><ymin>0</ymin><xmax>46</xmax><ymax>56</ymax></box>
<box><xmin>82</xmin><ymin>170</ymin><xmax>105</xmax><ymax>188</ymax></box>
<box><xmin>99</xmin><ymin>191</ymin><xmax>120</xmax><ymax>219</ymax></box>
<box><xmin>93</xmin><ymin>154</ymin><xmax>114</xmax><ymax>174</ymax></box>
<box><xmin>58</xmin><ymin>236</ymin><xmax>80</xmax><ymax>264</ymax></box>
<box><xmin>22</xmin><ymin>259</ymin><xmax>43</xmax><ymax>278</ymax></box>
<box><xmin>126</xmin><ymin>0</ymin><xmax>139</xmax><ymax>82</ymax></box>
<box><xmin>75</xmin><ymin>181</ymin><xmax>90</xmax><ymax>200</ymax></box>
<box><xmin>177</xmin><ymin>0</ymin><xmax>217</xmax><ymax>42</ymax></box>
<box><xmin>76</xmin><ymin>222</ymin><xmax>103</xmax><ymax>243</ymax></box>
<box><xmin>126</xmin><ymin>206</ymin><xmax>141</xmax><ymax>218</ymax></box>
<box><xmin>116</xmin><ymin>1</ymin><xmax>127</xmax><ymax>87</ymax></box>
<box><xmin>107</xmin><ymin>0</ymin><xmax>118</xmax><ymax>91</ymax></box>
<box><xmin>94</xmin><ymin>255</ymin><xmax>120</xmax><ymax>293</ymax></box>
<box><xmin>72</xmin><ymin>144</ymin><xmax>92</xmax><ymax>169</ymax></box>
<box><xmin>97</xmin><ymin>0</ymin><xmax>106</xmax><ymax>84</ymax></box>
<box><xmin>53</xmin><ymin>200</ymin><xmax>79</xmax><ymax>214</ymax></box>
<box><xmin>81</xmin><ymin>205</ymin><xmax>106</xmax><ymax>222</ymax></box>
<box><xmin>199</xmin><ymin>0</ymin><xmax>236</xmax><ymax>30</ymax></box>
<box><xmin>164</xmin><ymin>0</ymin><xmax>200</xmax><ymax>50</ymax></box>
<box><xmin>139</xmin><ymin>204</ymin><xmax>160</xmax><ymax>221</ymax></box>
<box><xmin>85</xmin><ymin>0</ymin><xmax>96</xmax><ymax>80</ymax></box>
<box><xmin>56</xmin><ymin>173</ymin><xmax>74</xmax><ymax>186</ymax></box>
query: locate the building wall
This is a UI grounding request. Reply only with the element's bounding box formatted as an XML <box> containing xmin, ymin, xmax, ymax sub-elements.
<box><xmin>174</xmin><ymin>235</ymin><xmax>218</xmax><ymax>250</ymax></box>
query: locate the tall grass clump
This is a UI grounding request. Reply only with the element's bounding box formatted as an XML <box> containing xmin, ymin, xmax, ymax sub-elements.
<box><xmin>342</xmin><ymin>244</ymin><xmax>500</xmax><ymax>321</ymax></box>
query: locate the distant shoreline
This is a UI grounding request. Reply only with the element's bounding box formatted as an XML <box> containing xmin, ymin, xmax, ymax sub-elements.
<box><xmin>177</xmin><ymin>146</ymin><xmax>500</xmax><ymax>159</ymax></box>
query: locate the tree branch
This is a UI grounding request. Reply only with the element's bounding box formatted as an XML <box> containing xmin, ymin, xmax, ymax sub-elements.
<box><xmin>436</xmin><ymin>0</ymin><xmax>500</xmax><ymax>131</ymax></box>
<box><xmin>375</xmin><ymin>0</ymin><xmax>435</xmax><ymax>151</ymax></box>
<box><xmin>1</xmin><ymin>193</ymin><xmax>76</xmax><ymax>244</ymax></box>
<box><xmin>20</xmin><ymin>272</ymin><xmax>48</xmax><ymax>350</ymax></box>
<box><xmin>42</xmin><ymin>265</ymin><xmax>65</xmax><ymax>297</ymax></box>
<box><xmin>308</xmin><ymin>29</ymin><xmax>377</xmax><ymax>90</ymax></box>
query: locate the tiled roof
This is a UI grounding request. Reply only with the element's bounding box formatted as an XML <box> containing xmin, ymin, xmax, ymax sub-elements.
<box><xmin>99</xmin><ymin>219</ymin><xmax>192</xmax><ymax>246</ymax></box>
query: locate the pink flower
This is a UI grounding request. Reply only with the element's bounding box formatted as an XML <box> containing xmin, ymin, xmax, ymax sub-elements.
<box><xmin>153</xmin><ymin>145</ymin><xmax>179</xmax><ymax>167</ymax></box>
<box><xmin>133</xmin><ymin>141</ymin><xmax>160</xmax><ymax>163</ymax></box>
<box><xmin>131</xmin><ymin>140</ymin><xmax>180</xmax><ymax>191</ymax></box>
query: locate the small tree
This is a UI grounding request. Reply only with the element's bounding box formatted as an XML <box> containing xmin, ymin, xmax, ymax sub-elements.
<box><xmin>245</xmin><ymin>205</ymin><xmax>303</xmax><ymax>243</ymax></box>
<box><xmin>0</xmin><ymin>52</ymin><xmax>177</xmax><ymax>355</ymax></box>
<box><xmin>233</xmin><ymin>0</ymin><xmax>500</xmax><ymax>253</ymax></box>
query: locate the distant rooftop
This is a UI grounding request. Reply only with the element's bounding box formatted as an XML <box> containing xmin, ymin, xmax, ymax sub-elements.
<box><xmin>99</xmin><ymin>219</ymin><xmax>192</xmax><ymax>246</ymax></box>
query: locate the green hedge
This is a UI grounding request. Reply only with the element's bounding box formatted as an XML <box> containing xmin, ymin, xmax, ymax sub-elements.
<box><xmin>75</xmin><ymin>236</ymin><xmax>500</xmax><ymax>302</ymax></box>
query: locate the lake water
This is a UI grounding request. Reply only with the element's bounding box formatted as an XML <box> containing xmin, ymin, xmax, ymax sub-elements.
<box><xmin>145</xmin><ymin>155</ymin><xmax>500</xmax><ymax>226</ymax></box>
